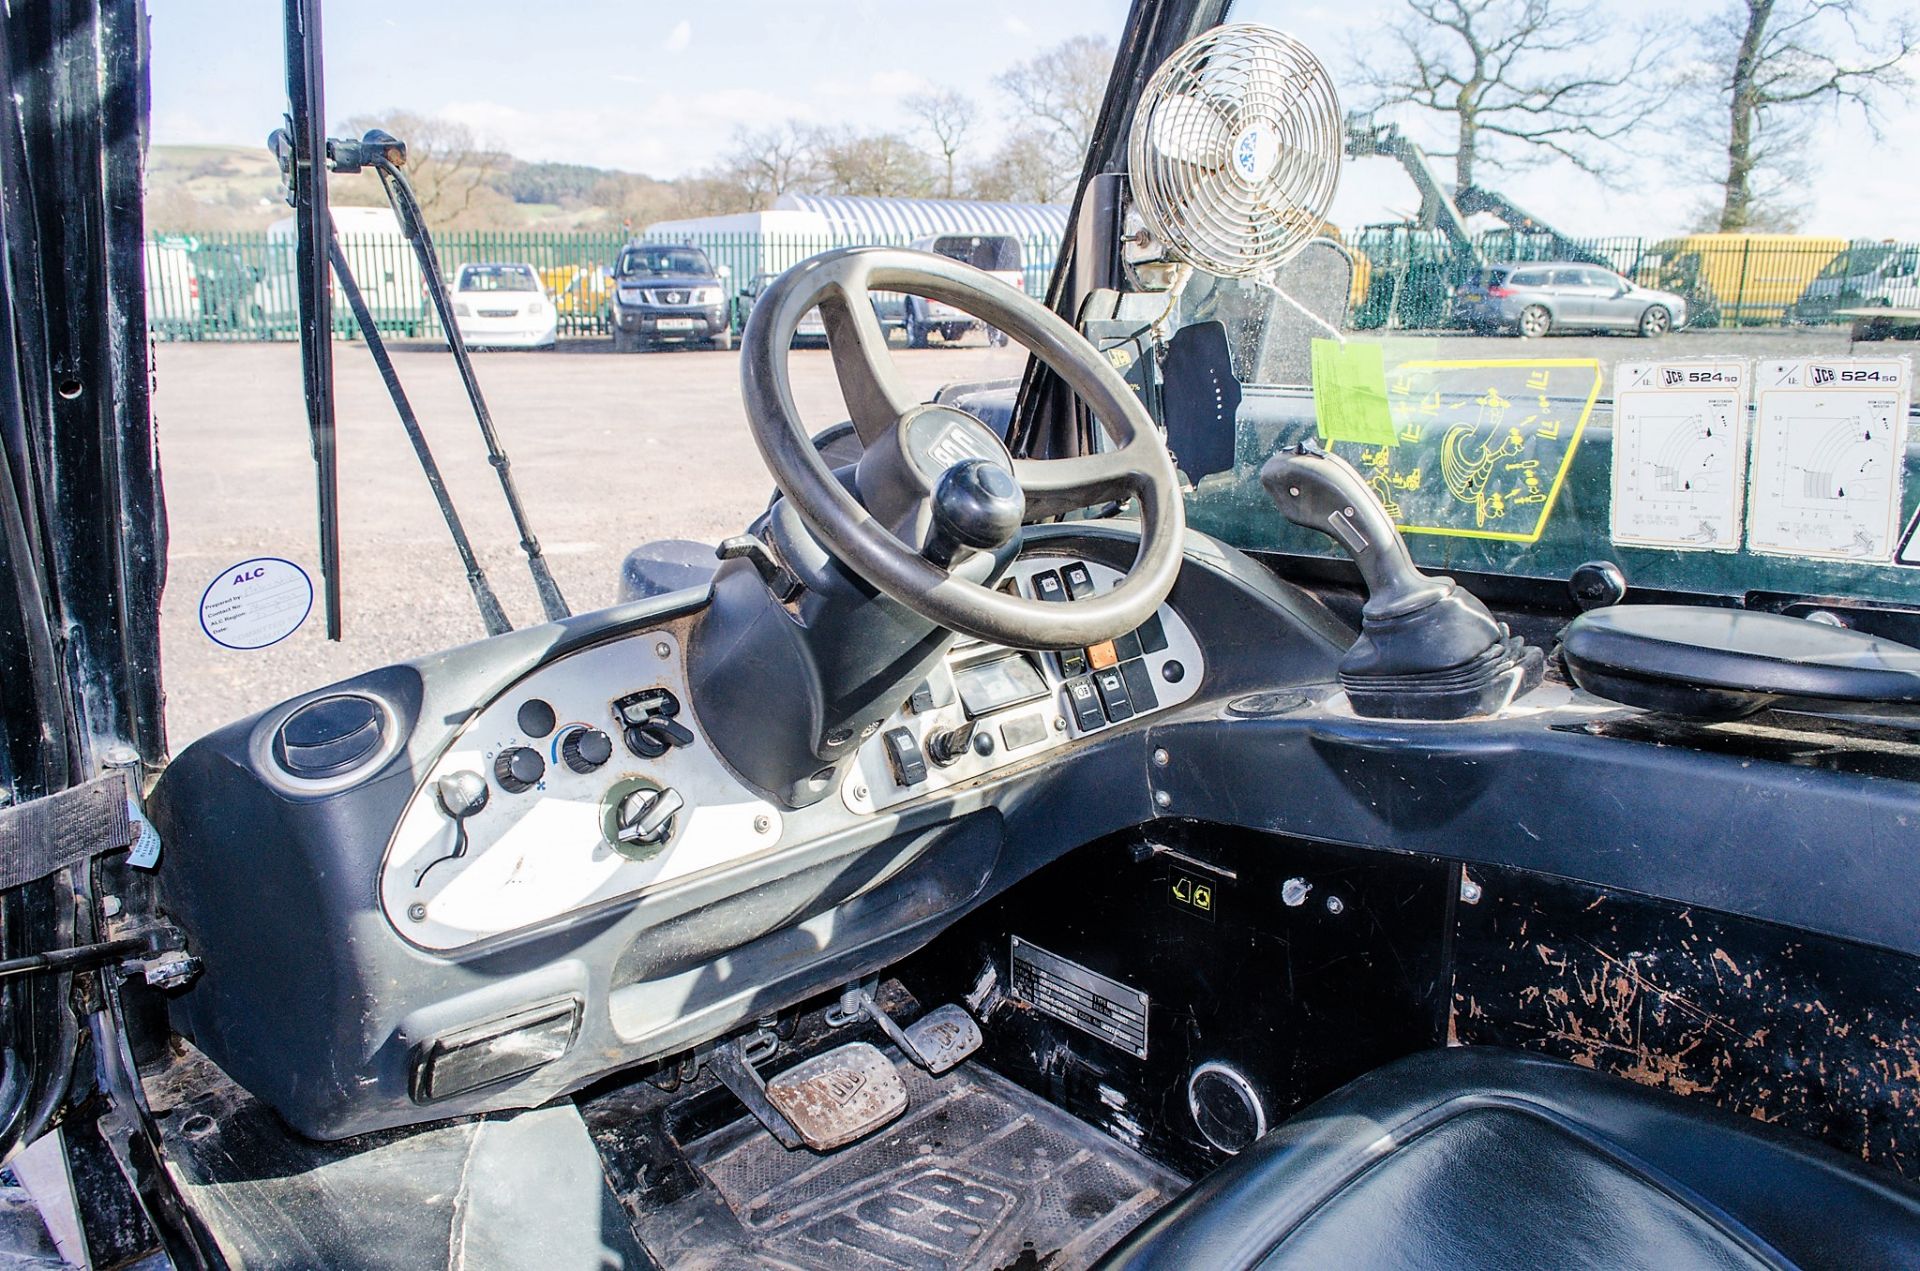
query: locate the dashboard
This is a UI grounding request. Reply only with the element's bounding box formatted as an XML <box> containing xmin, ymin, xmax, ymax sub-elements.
<box><xmin>150</xmin><ymin>526</ymin><xmax>1356</xmax><ymax>1141</ymax></box>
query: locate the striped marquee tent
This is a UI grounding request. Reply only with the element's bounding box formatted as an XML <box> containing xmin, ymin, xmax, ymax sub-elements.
<box><xmin>773</xmin><ymin>194</ymin><xmax>1070</xmax><ymax>247</ymax></box>
<box><xmin>643</xmin><ymin>195</ymin><xmax>1070</xmax><ymax>298</ymax></box>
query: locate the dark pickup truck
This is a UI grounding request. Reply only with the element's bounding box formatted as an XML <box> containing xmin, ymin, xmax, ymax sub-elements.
<box><xmin>609</xmin><ymin>242</ymin><xmax>732</xmax><ymax>352</ymax></box>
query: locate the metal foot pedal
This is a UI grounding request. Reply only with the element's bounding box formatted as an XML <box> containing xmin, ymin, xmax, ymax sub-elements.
<box><xmin>709</xmin><ymin>1037</ymin><xmax>907</xmax><ymax>1152</ymax></box>
<box><xmin>898</xmin><ymin>1004</ymin><xmax>982</xmax><ymax>1074</ymax></box>
<box><xmin>837</xmin><ymin>987</ymin><xmax>983</xmax><ymax>1075</ymax></box>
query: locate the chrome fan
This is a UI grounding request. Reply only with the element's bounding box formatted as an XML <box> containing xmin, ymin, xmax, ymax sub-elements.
<box><xmin>1127</xmin><ymin>24</ymin><xmax>1342</xmax><ymax>278</ymax></box>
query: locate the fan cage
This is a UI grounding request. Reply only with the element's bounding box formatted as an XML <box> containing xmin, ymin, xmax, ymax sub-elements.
<box><xmin>1126</xmin><ymin>24</ymin><xmax>1342</xmax><ymax>279</ymax></box>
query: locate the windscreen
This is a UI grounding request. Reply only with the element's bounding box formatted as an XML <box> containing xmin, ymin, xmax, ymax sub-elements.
<box><xmin>618</xmin><ymin>247</ymin><xmax>711</xmax><ymax>277</ymax></box>
<box><xmin>1164</xmin><ymin>0</ymin><xmax>1920</xmax><ymax>612</ymax></box>
<box><xmin>457</xmin><ymin>265</ymin><xmax>539</xmax><ymax>292</ymax></box>
<box><xmin>933</xmin><ymin>236</ymin><xmax>1021</xmax><ymax>271</ymax></box>
<box><xmin>143</xmin><ymin>5</ymin><xmax>1073</xmax><ymax>747</ymax></box>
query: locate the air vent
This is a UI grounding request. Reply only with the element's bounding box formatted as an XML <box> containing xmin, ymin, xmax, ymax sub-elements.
<box><xmin>272</xmin><ymin>693</ymin><xmax>387</xmax><ymax>780</ymax></box>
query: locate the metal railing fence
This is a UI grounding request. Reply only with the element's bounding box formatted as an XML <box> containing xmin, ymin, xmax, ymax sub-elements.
<box><xmin>145</xmin><ymin>227</ymin><xmax>1916</xmax><ymax>340</ymax></box>
<box><xmin>142</xmin><ymin>228</ymin><xmax>1063</xmax><ymax>342</ymax></box>
<box><xmin>1351</xmin><ymin>231</ymin><xmax>1917</xmax><ymax>331</ymax></box>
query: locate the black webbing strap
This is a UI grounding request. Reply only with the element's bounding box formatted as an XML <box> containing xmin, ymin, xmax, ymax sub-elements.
<box><xmin>0</xmin><ymin>774</ymin><xmax>134</xmax><ymax>890</ymax></box>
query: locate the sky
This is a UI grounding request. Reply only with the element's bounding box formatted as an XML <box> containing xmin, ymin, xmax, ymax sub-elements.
<box><xmin>148</xmin><ymin>0</ymin><xmax>1920</xmax><ymax>239</ymax></box>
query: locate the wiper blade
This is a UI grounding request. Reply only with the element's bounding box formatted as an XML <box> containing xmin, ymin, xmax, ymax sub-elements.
<box><xmin>327</xmin><ymin>231</ymin><xmax>512</xmax><ymax>637</ymax></box>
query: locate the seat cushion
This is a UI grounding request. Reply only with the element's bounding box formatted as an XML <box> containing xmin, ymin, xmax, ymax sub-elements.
<box><xmin>1096</xmin><ymin>1046</ymin><xmax>1920</xmax><ymax>1270</ymax></box>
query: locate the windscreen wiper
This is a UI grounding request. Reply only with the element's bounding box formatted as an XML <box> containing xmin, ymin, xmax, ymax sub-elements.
<box><xmin>326</xmin><ymin>230</ymin><xmax>512</xmax><ymax>636</ymax></box>
<box><xmin>341</xmin><ymin>131</ymin><xmax>571</xmax><ymax>624</ymax></box>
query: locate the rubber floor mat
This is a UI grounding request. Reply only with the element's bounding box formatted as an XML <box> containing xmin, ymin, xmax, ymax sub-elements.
<box><xmin>633</xmin><ymin>1059</ymin><xmax>1186</xmax><ymax>1270</ymax></box>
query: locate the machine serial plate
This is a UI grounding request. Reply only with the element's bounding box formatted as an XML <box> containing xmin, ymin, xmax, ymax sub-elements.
<box><xmin>1010</xmin><ymin>936</ymin><xmax>1149</xmax><ymax>1059</ymax></box>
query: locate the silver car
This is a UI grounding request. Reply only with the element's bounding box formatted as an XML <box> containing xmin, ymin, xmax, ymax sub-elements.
<box><xmin>1453</xmin><ymin>262</ymin><xmax>1688</xmax><ymax>338</ymax></box>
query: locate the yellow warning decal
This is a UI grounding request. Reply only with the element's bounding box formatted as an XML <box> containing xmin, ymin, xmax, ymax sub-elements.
<box><xmin>1324</xmin><ymin>357</ymin><xmax>1603</xmax><ymax>545</ymax></box>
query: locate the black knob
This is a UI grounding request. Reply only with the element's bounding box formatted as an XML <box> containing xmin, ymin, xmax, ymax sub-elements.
<box><xmin>493</xmin><ymin>746</ymin><xmax>545</xmax><ymax>793</ymax></box>
<box><xmin>561</xmin><ymin>726</ymin><xmax>612</xmax><ymax>774</ymax></box>
<box><xmin>1570</xmin><ymin>560</ymin><xmax>1627</xmax><ymax>611</ymax></box>
<box><xmin>624</xmin><ymin>723</ymin><xmax>669</xmax><ymax>759</ymax></box>
<box><xmin>925</xmin><ymin>721</ymin><xmax>976</xmax><ymax>766</ymax></box>
<box><xmin>924</xmin><ymin>459</ymin><xmax>1024</xmax><ymax>567</ymax></box>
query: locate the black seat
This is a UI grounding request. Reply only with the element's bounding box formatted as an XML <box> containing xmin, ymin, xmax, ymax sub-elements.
<box><xmin>1097</xmin><ymin>1047</ymin><xmax>1920</xmax><ymax>1270</ymax></box>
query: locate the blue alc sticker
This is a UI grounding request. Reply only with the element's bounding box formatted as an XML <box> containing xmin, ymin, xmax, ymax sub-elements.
<box><xmin>198</xmin><ymin>557</ymin><xmax>313</xmax><ymax>650</ymax></box>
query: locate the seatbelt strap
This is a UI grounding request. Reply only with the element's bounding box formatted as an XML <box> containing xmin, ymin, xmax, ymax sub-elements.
<box><xmin>0</xmin><ymin>775</ymin><xmax>136</xmax><ymax>890</ymax></box>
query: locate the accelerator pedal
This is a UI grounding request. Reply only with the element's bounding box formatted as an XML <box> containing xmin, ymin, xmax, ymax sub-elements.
<box><xmin>709</xmin><ymin>1037</ymin><xmax>907</xmax><ymax>1152</ymax></box>
<box><xmin>842</xmin><ymin>988</ymin><xmax>982</xmax><ymax>1075</ymax></box>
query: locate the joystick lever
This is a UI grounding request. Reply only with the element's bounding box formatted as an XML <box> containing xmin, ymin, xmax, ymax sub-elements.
<box><xmin>1261</xmin><ymin>444</ymin><xmax>1542</xmax><ymax>719</ymax></box>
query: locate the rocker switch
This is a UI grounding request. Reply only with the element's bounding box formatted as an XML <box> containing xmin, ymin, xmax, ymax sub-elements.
<box><xmin>1064</xmin><ymin>677</ymin><xmax>1106</xmax><ymax>732</ymax></box>
<box><xmin>881</xmin><ymin>727</ymin><xmax>928</xmax><ymax>787</ymax></box>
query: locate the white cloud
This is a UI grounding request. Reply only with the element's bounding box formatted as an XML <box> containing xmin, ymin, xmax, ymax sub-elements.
<box><xmin>1004</xmin><ymin>16</ymin><xmax>1030</xmax><ymax>35</ymax></box>
<box><xmin>664</xmin><ymin>19</ymin><xmax>692</xmax><ymax>53</ymax></box>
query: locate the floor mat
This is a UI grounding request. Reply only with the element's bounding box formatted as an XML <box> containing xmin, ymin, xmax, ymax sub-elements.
<box><xmin>632</xmin><ymin>1058</ymin><xmax>1187</xmax><ymax>1270</ymax></box>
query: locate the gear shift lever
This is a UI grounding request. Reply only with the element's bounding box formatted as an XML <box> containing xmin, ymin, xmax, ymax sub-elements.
<box><xmin>1261</xmin><ymin>444</ymin><xmax>1543</xmax><ymax>719</ymax></box>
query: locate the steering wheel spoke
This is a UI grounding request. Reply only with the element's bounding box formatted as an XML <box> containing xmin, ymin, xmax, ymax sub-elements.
<box><xmin>1012</xmin><ymin>451</ymin><xmax>1140</xmax><ymax>519</ymax></box>
<box><xmin>818</xmin><ymin>278</ymin><xmax>918</xmax><ymax>446</ymax></box>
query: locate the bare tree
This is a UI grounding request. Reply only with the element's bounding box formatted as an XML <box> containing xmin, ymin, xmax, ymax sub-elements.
<box><xmin>717</xmin><ymin>124</ymin><xmax>819</xmax><ymax>203</ymax></box>
<box><xmin>1350</xmin><ymin>0</ymin><xmax>1661</xmax><ymax>190</ymax></box>
<box><xmin>811</xmin><ymin>128</ymin><xmax>935</xmax><ymax>198</ymax></box>
<box><xmin>336</xmin><ymin>110</ymin><xmax>507</xmax><ymax>225</ymax></box>
<box><xmin>966</xmin><ymin>131</ymin><xmax>1063</xmax><ymax>203</ymax></box>
<box><xmin>905</xmin><ymin>90</ymin><xmax>978</xmax><ymax>198</ymax></box>
<box><xmin>1688</xmin><ymin>0</ymin><xmax>1915</xmax><ymax>232</ymax></box>
<box><xmin>994</xmin><ymin>35</ymin><xmax>1114</xmax><ymax>193</ymax></box>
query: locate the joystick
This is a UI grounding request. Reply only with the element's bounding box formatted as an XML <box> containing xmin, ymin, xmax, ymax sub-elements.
<box><xmin>1261</xmin><ymin>443</ymin><xmax>1542</xmax><ymax>719</ymax></box>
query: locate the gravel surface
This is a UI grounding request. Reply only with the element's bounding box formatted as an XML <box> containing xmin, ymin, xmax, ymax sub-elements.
<box><xmin>153</xmin><ymin>323</ymin><xmax>1856</xmax><ymax>748</ymax></box>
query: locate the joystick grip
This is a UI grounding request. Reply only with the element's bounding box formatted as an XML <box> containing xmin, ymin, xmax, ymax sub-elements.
<box><xmin>1259</xmin><ymin>444</ymin><xmax>1447</xmax><ymax>620</ymax></box>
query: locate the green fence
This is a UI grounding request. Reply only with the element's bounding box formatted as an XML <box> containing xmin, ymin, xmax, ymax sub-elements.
<box><xmin>1351</xmin><ymin>231</ymin><xmax>1920</xmax><ymax>331</ymax></box>
<box><xmin>145</xmin><ymin>226</ymin><xmax>1919</xmax><ymax>341</ymax></box>
<box><xmin>142</xmin><ymin>227</ymin><xmax>1064</xmax><ymax>342</ymax></box>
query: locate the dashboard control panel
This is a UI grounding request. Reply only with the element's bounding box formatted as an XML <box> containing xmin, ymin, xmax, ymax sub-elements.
<box><xmin>842</xmin><ymin>555</ymin><xmax>1203</xmax><ymax>814</ymax></box>
<box><xmin>379</xmin><ymin>628</ymin><xmax>783</xmax><ymax>952</ymax></box>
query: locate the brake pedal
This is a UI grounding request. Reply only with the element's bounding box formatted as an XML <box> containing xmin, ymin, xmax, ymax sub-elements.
<box><xmin>710</xmin><ymin>1038</ymin><xmax>907</xmax><ymax>1152</ymax></box>
<box><xmin>840</xmin><ymin>988</ymin><xmax>982</xmax><ymax>1075</ymax></box>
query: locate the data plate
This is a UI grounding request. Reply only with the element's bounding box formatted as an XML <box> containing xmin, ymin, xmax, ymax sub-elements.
<box><xmin>1010</xmin><ymin>936</ymin><xmax>1149</xmax><ymax>1059</ymax></box>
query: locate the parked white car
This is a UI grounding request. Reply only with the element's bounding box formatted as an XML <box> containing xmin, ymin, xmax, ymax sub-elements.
<box><xmin>143</xmin><ymin>236</ymin><xmax>201</xmax><ymax>339</ymax></box>
<box><xmin>451</xmin><ymin>263</ymin><xmax>557</xmax><ymax>350</ymax></box>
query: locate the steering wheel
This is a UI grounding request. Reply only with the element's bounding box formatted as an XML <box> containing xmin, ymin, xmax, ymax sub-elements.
<box><xmin>740</xmin><ymin>246</ymin><xmax>1184</xmax><ymax>650</ymax></box>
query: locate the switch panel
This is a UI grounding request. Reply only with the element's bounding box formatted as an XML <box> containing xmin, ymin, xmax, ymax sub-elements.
<box><xmin>380</xmin><ymin>629</ymin><xmax>782</xmax><ymax>952</ymax></box>
<box><xmin>843</xmin><ymin>556</ymin><xmax>1204</xmax><ymax>814</ymax></box>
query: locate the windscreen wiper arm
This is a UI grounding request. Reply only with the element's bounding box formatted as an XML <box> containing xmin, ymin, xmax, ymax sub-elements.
<box><xmin>327</xmin><ymin>231</ymin><xmax>512</xmax><ymax>636</ymax></box>
<box><xmin>348</xmin><ymin>133</ymin><xmax>571</xmax><ymax>624</ymax></box>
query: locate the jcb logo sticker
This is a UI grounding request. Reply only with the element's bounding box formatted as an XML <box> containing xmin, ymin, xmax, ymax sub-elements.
<box><xmin>1169</xmin><ymin>871</ymin><xmax>1216</xmax><ymax>923</ymax></box>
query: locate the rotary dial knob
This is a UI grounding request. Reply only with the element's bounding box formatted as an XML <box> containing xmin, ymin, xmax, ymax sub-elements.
<box><xmin>493</xmin><ymin>745</ymin><xmax>545</xmax><ymax>794</ymax></box>
<box><xmin>560</xmin><ymin>726</ymin><xmax>613</xmax><ymax>774</ymax></box>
